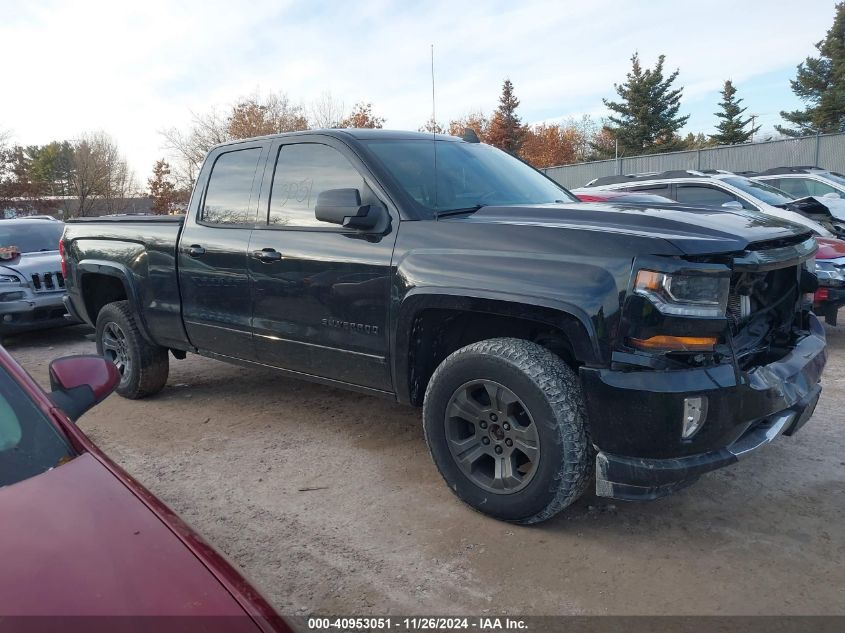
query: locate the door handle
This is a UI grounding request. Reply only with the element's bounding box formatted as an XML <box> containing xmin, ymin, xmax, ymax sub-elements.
<box><xmin>254</xmin><ymin>248</ymin><xmax>282</xmax><ymax>263</ymax></box>
<box><xmin>187</xmin><ymin>245</ymin><xmax>206</xmax><ymax>258</ymax></box>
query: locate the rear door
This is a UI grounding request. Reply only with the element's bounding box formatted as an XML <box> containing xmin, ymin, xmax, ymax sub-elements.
<box><xmin>177</xmin><ymin>142</ymin><xmax>268</xmax><ymax>360</ymax></box>
<box><xmin>247</xmin><ymin>136</ymin><xmax>398</xmax><ymax>392</ymax></box>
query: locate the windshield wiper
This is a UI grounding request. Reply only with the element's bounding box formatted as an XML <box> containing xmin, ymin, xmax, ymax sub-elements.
<box><xmin>433</xmin><ymin>205</ymin><xmax>484</xmax><ymax>219</ymax></box>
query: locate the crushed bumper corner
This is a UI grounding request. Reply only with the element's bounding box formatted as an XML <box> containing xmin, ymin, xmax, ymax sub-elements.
<box><xmin>595</xmin><ymin>384</ymin><xmax>822</xmax><ymax>501</ymax></box>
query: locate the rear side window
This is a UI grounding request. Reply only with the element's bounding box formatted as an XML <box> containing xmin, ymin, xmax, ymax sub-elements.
<box><xmin>779</xmin><ymin>178</ymin><xmax>841</xmax><ymax>198</ymax></box>
<box><xmin>268</xmin><ymin>143</ymin><xmax>364</xmax><ymax>228</ymax></box>
<box><xmin>675</xmin><ymin>185</ymin><xmax>743</xmax><ymax>207</ymax></box>
<box><xmin>201</xmin><ymin>148</ymin><xmax>263</xmax><ymax>225</ymax></box>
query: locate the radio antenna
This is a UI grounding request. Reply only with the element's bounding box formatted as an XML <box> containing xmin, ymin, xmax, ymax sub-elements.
<box><xmin>431</xmin><ymin>43</ymin><xmax>438</xmax><ymax>211</ymax></box>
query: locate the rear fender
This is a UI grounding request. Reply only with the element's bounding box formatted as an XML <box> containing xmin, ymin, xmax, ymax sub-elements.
<box><xmin>76</xmin><ymin>259</ymin><xmax>154</xmax><ymax>343</ymax></box>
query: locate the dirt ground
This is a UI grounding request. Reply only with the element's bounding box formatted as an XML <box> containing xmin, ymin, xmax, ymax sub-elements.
<box><xmin>5</xmin><ymin>315</ymin><xmax>845</xmax><ymax>616</ymax></box>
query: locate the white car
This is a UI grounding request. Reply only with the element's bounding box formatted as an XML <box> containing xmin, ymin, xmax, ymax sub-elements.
<box><xmin>750</xmin><ymin>167</ymin><xmax>845</xmax><ymax>227</ymax></box>
<box><xmin>582</xmin><ymin>170</ymin><xmax>835</xmax><ymax>237</ymax></box>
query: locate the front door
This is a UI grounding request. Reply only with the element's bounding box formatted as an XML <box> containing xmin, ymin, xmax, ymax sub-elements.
<box><xmin>247</xmin><ymin>138</ymin><xmax>397</xmax><ymax>391</ymax></box>
<box><xmin>178</xmin><ymin>144</ymin><xmax>266</xmax><ymax>360</ymax></box>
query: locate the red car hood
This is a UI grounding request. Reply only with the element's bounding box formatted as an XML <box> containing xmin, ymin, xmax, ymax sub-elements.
<box><xmin>0</xmin><ymin>453</ymin><xmax>257</xmax><ymax>625</ymax></box>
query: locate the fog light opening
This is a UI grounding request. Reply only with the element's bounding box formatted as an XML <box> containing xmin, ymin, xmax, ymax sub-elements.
<box><xmin>682</xmin><ymin>396</ymin><xmax>708</xmax><ymax>439</ymax></box>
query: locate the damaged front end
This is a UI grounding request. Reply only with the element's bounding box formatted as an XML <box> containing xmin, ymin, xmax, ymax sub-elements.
<box><xmin>579</xmin><ymin>234</ymin><xmax>828</xmax><ymax>501</ymax></box>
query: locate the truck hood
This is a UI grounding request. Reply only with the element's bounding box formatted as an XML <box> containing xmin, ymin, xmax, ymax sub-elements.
<box><xmin>454</xmin><ymin>202</ymin><xmax>811</xmax><ymax>255</ymax></box>
<box><xmin>0</xmin><ymin>453</ymin><xmax>257</xmax><ymax>625</ymax></box>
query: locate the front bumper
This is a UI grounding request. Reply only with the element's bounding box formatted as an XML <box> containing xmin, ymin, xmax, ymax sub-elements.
<box><xmin>580</xmin><ymin>314</ymin><xmax>827</xmax><ymax>501</ymax></box>
<box><xmin>0</xmin><ymin>291</ymin><xmax>75</xmax><ymax>334</ymax></box>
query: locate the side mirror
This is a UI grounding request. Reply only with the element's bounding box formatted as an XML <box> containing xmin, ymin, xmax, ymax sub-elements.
<box><xmin>48</xmin><ymin>355</ymin><xmax>120</xmax><ymax>421</ymax></box>
<box><xmin>721</xmin><ymin>201</ymin><xmax>744</xmax><ymax>210</ymax></box>
<box><xmin>315</xmin><ymin>188</ymin><xmax>383</xmax><ymax>230</ymax></box>
<box><xmin>822</xmin><ymin>192</ymin><xmax>841</xmax><ymax>199</ymax></box>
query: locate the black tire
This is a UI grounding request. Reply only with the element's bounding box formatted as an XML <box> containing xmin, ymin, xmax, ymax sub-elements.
<box><xmin>423</xmin><ymin>337</ymin><xmax>592</xmax><ymax>524</ymax></box>
<box><xmin>95</xmin><ymin>300</ymin><xmax>169</xmax><ymax>399</ymax></box>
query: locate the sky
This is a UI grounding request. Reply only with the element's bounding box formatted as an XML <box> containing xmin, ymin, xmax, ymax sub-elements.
<box><xmin>0</xmin><ymin>0</ymin><xmax>838</xmax><ymax>184</ymax></box>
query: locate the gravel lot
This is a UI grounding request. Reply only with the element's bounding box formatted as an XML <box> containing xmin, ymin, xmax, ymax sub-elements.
<box><xmin>5</xmin><ymin>315</ymin><xmax>844</xmax><ymax>616</ymax></box>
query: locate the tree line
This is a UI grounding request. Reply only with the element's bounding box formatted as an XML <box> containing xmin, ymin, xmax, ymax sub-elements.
<box><xmin>0</xmin><ymin>132</ymin><xmax>136</xmax><ymax>217</ymax></box>
<box><xmin>4</xmin><ymin>2</ymin><xmax>843</xmax><ymax>216</ymax></box>
<box><xmin>145</xmin><ymin>1</ymin><xmax>845</xmax><ymax>213</ymax></box>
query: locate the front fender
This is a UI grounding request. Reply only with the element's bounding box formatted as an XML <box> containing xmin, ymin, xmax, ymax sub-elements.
<box><xmin>391</xmin><ymin>287</ymin><xmax>608</xmax><ymax>404</ymax></box>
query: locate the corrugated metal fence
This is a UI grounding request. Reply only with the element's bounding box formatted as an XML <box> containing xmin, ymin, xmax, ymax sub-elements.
<box><xmin>543</xmin><ymin>132</ymin><xmax>845</xmax><ymax>189</ymax></box>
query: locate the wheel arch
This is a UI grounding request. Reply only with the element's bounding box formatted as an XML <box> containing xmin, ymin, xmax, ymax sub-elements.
<box><xmin>77</xmin><ymin>260</ymin><xmax>155</xmax><ymax>343</ymax></box>
<box><xmin>393</xmin><ymin>288</ymin><xmax>601</xmax><ymax>406</ymax></box>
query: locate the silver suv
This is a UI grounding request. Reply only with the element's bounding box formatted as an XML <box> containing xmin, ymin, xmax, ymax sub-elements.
<box><xmin>0</xmin><ymin>218</ymin><xmax>75</xmax><ymax>336</ymax></box>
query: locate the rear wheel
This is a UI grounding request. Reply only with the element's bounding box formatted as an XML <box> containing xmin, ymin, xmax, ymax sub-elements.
<box><xmin>423</xmin><ymin>337</ymin><xmax>593</xmax><ymax>524</ymax></box>
<box><xmin>95</xmin><ymin>301</ymin><xmax>169</xmax><ymax>399</ymax></box>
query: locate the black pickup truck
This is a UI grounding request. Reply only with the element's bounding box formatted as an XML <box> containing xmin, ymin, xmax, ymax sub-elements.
<box><xmin>62</xmin><ymin>129</ymin><xmax>827</xmax><ymax>523</ymax></box>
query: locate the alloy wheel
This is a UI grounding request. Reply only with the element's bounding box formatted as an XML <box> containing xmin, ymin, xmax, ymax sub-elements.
<box><xmin>444</xmin><ymin>379</ymin><xmax>540</xmax><ymax>494</ymax></box>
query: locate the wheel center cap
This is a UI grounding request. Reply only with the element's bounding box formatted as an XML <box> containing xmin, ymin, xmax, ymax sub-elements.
<box><xmin>489</xmin><ymin>423</ymin><xmax>505</xmax><ymax>441</ymax></box>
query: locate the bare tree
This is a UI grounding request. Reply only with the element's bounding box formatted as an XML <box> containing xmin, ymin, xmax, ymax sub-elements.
<box><xmin>227</xmin><ymin>91</ymin><xmax>309</xmax><ymax>138</ymax></box>
<box><xmin>309</xmin><ymin>91</ymin><xmax>346</xmax><ymax>129</ymax></box>
<box><xmin>160</xmin><ymin>107</ymin><xmax>229</xmax><ymax>188</ymax></box>
<box><xmin>69</xmin><ymin>132</ymin><xmax>134</xmax><ymax>217</ymax></box>
<box><xmin>160</xmin><ymin>92</ymin><xmax>308</xmax><ymax>187</ymax></box>
<box><xmin>338</xmin><ymin>102</ymin><xmax>385</xmax><ymax>129</ymax></box>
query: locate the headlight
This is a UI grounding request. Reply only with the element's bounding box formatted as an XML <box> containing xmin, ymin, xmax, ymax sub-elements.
<box><xmin>815</xmin><ymin>260</ymin><xmax>845</xmax><ymax>285</ymax></box>
<box><xmin>0</xmin><ymin>274</ymin><xmax>21</xmax><ymax>284</ymax></box>
<box><xmin>633</xmin><ymin>270</ymin><xmax>730</xmax><ymax>318</ymax></box>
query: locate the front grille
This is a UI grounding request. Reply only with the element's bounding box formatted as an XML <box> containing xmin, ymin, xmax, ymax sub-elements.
<box><xmin>31</xmin><ymin>271</ymin><xmax>65</xmax><ymax>292</ymax></box>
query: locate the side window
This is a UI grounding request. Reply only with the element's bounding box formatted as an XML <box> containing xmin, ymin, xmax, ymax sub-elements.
<box><xmin>774</xmin><ymin>178</ymin><xmax>812</xmax><ymax>198</ymax></box>
<box><xmin>805</xmin><ymin>179</ymin><xmax>841</xmax><ymax>197</ymax></box>
<box><xmin>269</xmin><ymin>143</ymin><xmax>365</xmax><ymax>228</ymax></box>
<box><xmin>201</xmin><ymin>148</ymin><xmax>263</xmax><ymax>225</ymax></box>
<box><xmin>627</xmin><ymin>185</ymin><xmax>671</xmax><ymax>196</ymax></box>
<box><xmin>675</xmin><ymin>185</ymin><xmax>742</xmax><ymax>207</ymax></box>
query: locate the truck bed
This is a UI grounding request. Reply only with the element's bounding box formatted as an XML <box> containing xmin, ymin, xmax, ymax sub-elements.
<box><xmin>63</xmin><ymin>215</ymin><xmax>188</xmax><ymax>350</ymax></box>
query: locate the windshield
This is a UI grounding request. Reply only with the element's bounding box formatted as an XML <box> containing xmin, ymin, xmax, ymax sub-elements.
<box><xmin>0</xmin><ymin>222</ymin><xmax>63</xmax><ymax>253</ymax></box>
<box><xmin>364</xmin><ymin>140</ymin><xmax>577</xmax><ymax>214</ymax></box>
<box><xmin>722</xmin><ymin>177</ymin><xmax>795</xmax><ymax>206</ymax></box>
<box><xmin>0</xmin><ymin>363</ymin><xmax>75</xmax><ymax>488</ymax></box>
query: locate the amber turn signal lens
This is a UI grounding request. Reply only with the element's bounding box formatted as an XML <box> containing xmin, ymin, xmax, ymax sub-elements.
<box><xmin>634</xmin><ymin>270</ymin><xmax>664</xmax><ymax>292</ymax></box>
<box><xmin>629</xmin><ymin>335</ymin><xmax>717</xmax><ymax>352</ymax></box>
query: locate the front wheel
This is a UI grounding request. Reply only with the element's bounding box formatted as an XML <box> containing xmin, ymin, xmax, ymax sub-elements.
<box><xmin>95</xmin><ymin>301</ymin><xmax>169</xmax><ymax>399</ymax></box>
<box><xmin>423</xmin><ymin>338</ymin><xmax>593</xmax><ymax>524</ymax></box>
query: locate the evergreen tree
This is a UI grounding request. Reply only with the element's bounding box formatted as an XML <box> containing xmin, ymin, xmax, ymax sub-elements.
<box><xmin>487</xmin><ymin>79</ymin><xmax>526</xmax><ymax>153</ymax></box>
<box><xmin>683</xmin><ymin>132</ymin><xmax>714</xmax><ymax>149</ymax></box>
<box><xmin>710</xmin><ymin>80</ymin><xmax>760</xmax><ymax>145</ymax></box>
<box><xmin>599</xmin><ymin>53</ymin><xmax>689</xmax><ymax>156</ymax></box>
<box><xmin>777</xmin><ymin>2</ymin><xmax>845</xmax><ymax>136</ymax></box>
